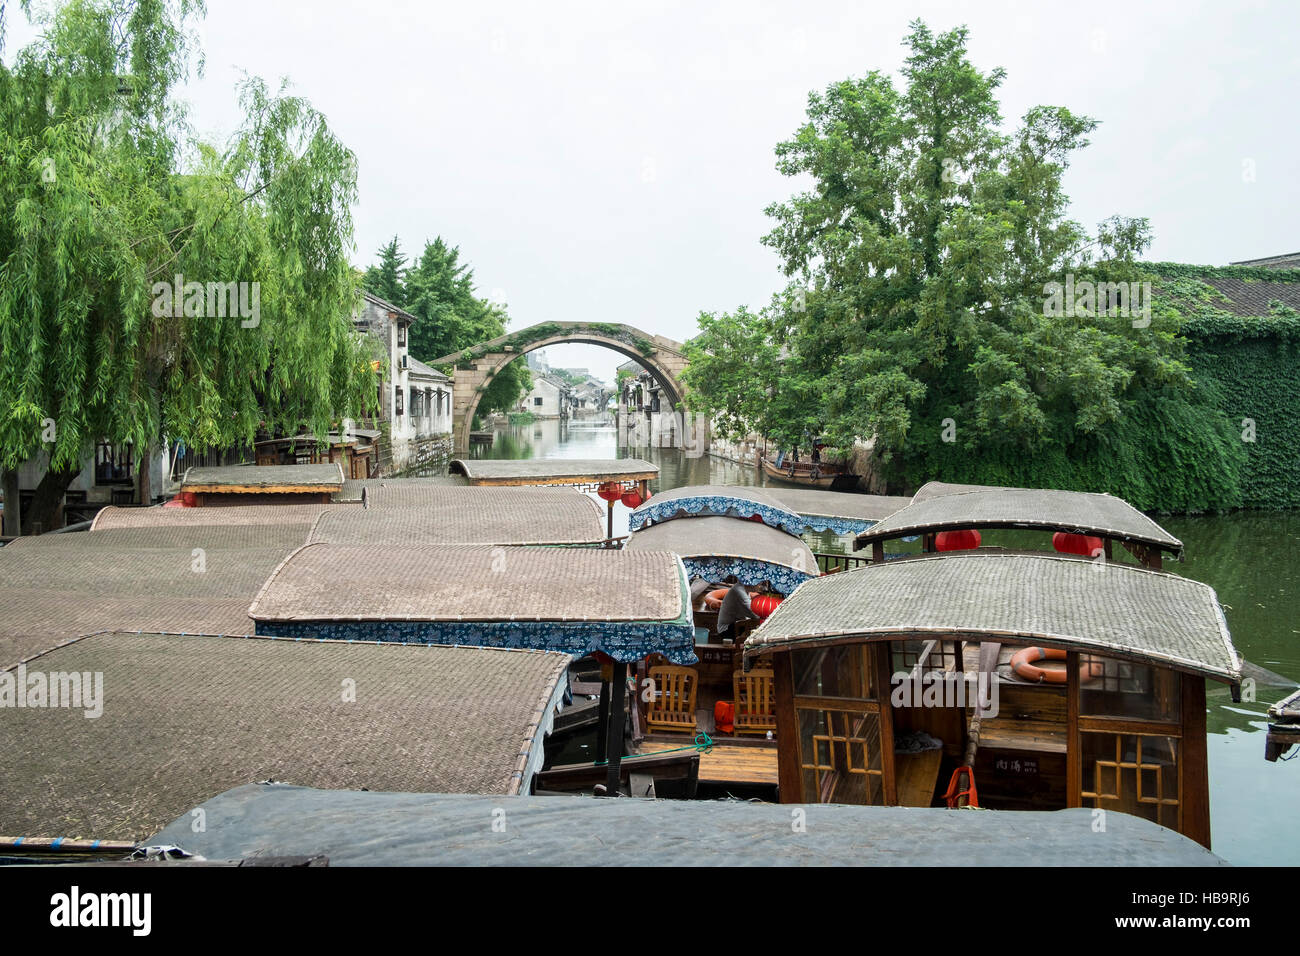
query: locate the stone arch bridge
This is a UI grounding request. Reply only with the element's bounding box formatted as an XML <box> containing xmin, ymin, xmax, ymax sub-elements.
<box><xmin>431</xmin><ymin>322</ymin><xmax>697</xmax><ymax>451</ymax></box>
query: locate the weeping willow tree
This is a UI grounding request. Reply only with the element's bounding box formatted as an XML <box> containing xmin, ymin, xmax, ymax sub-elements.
<box><xmin>0</xmin><ymin>0</ymin><xmax>378</xmax><ymax>532</ymax></box>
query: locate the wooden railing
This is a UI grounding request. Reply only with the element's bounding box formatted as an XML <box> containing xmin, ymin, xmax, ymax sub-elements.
<box><xmin>815</xmin><ymin>551</ymin><xmax>872</xmax><ymax>574</ymax></box>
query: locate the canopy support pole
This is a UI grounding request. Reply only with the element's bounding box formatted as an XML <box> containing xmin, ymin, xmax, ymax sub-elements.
<box><xmin>603</xmin><ymin>661</ymin><xmax>628</xmax><ymax>796</ymax></box>
<box><xmin>595</xmin><ymin>664</ymin><xmax>611</xmax><ymax>765</ymax></box>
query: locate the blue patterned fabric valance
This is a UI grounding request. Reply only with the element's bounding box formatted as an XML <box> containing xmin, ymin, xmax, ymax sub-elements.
<box><xmin>253</xmin><ymin>618</ymin><xmax>698</xmax><ymax>665</ymax></box>
<box><xmin>798</xmin><ymin>514</ymin><xmax>876</xmax><ymax>536</ymax></box>
<box><xmin>682</xmin><ymin>555</ymin><xmax>816</xmax><ymax>596</ymax></box>
<box><xmin>630</xmin><ymin>494</ymin><xmax>807</xmax><ymax>537</ymax></box>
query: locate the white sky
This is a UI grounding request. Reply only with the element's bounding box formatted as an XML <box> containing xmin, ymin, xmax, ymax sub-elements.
<box><xmin>7</xmin><ymin>0</ymin><xmax>1299</xmax><ymax>381</ymax></box>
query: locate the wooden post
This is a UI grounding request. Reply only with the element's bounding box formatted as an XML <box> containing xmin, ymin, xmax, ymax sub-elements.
<box><xmin>1</xmin><ymin>469</ymin><xmax>20</xmax><ymax>537</ymax></box>
<box><xmin>875</xmin><ymin>643</ymin><xmax>898</xmax><ymax>806</ymax></box>
<box><xmin>1066</xmin><ymin>650</ymin><xmax>1081</xmax><ymax>808</ymax></box>
<box><xmin>772</xmin><ymin>651</ymin><xmax>801</xmax><ymax>803</ymax></box>
<box><xmin>595</xmin><ymin>662</ymin><xmax>612</xmax><ymax>765</ymax></box>
<box><xmin>1181</xmin><ymin>677</ymin><xmax>1211</xmax><ymax>848</ymax></box>
<box><xmin>604</xmin><ymin>661</ymin><xmax>628</xmax><ymax>795</ymax></box>
<box><xmin>606</xmin><ymin>497</ymin><xmax>614</xmax><ymax>541</ymax></box>
<box><xmin>872</xmin><ymin>541</ymin><xmax>885</xmax><ymax>564</ymax></box>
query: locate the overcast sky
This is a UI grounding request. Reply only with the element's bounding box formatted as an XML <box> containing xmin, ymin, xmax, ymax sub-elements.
<box><xmin>8</xmin><ymin>1</ymin><xmax>1298</xmax><ymax>381</ymax></box>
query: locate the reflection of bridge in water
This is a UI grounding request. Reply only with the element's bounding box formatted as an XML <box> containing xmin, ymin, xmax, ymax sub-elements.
<box><xmin>432</xmin><ymin>321</ymin><xmax>707</xmax><ymax>452</ymax></box>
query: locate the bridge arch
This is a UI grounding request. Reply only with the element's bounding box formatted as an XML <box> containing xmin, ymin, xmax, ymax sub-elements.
<box><xmin>431</xmin><ymin>322</ymin><xmax>694</xmax><ymax>451</ymax></box>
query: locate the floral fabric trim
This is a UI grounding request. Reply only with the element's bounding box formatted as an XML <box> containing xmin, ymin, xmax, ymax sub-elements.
<box><xmin>253</xmin><ymin>618</ymin><xmax>698</xmax><ymax>665</ymax></box>
<box><xmin>682</xmin><ymin>556</ymin><xmax>816</xmax><ymax>596</ymax></box>
<box><xmin>630</xmin><ymin>495</ymin><xmax>806</xmax><ymax>537</ymax></box>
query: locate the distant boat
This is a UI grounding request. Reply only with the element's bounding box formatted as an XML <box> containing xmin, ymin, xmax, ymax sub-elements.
<box><xmin>760</xmin><ymin>452</ymin><xmax>857</xmax><ymax>490</ymax></box>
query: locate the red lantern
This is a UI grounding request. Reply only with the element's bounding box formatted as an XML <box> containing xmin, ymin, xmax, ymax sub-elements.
<box><xmin>1053</xmin><ymin>532</ymin><xmax>1104</xmax><ymax>557</ymax></box>
<box><xmin>596</xmin><ymin>482</ymin><xmax>622</xmax><ymax>502</ymax></box>
<box><xmin>620</xmin><ymin>489</ymin><xmax>643</xmax><ymax>509</ymax></box>
<box><xmin>935</xmin><ymin>529</ymin><xmax>981</xmax><ymax>552</ymax></box>
<box><xmin>750</xmin><ymin>594</ymin><xmax>783</xmax><ymax>618</ymax></box>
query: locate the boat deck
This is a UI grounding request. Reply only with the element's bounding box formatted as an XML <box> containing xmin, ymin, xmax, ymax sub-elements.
<box><xmin>636</xmin><ymin>734</ymin><xmax>778</xmax><ymax>787</ymax></box>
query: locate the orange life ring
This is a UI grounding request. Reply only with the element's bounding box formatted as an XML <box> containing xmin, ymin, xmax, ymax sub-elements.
<box><xmin>1010</xmin><ymin>646</ymin><xmax>1068</xmax><ymax>684</ymax></box>
<box><xmin>703</xmin><ymin>588</ymin><xmax>730</xmax><ymax>610</ymax></box>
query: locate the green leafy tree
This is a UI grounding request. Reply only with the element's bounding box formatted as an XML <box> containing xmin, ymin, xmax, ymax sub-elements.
<box><xmin>397</xmin><ymin>237</ymin><xmax>529</xmax><ymax>416</ymax></box>
<box><xmin>686</xmin><ymin>20</ymin><xmax>1239</xmax><ymax>509</ymax></box>
<box><xmin>0</xmin><ymin>0</ymin><xmax>378</xmax><ymax>532</ymax></box>
<box><xmin>362</xmin><ymin>235</ymin><xmax>408</xmax><ymax>306</ymax></box>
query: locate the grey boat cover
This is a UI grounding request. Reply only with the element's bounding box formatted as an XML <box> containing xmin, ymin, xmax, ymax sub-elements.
<box><xmin>150</xmin><ymin>784</ymin><xmax>1227</xmax><ymax>867</ymax></box>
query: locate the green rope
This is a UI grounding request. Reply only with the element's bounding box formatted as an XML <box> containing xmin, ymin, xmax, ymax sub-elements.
<box><xmin>594</xmin><ymin>732</ymin><xmax>714</xmax><ymax>766</ymax></box>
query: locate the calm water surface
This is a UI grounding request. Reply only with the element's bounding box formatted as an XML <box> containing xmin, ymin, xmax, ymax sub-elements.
<box><xmin>443</xmin><ymin>416</ymin><xmax>1299</xmax><ymax>865</ymax></box>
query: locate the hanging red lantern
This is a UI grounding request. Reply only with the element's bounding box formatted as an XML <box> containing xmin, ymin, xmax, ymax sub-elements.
<box><xmin>596</xmin><ymin>482</ymin><xmax>623</xmax><ymax>502</ymax></box>
<box><xmin>935</xmin><ymin>529</ymin><xmax>981</xmax><ymax>552</ymax></box>
<box><xmin>1052</xmin><ymin>532</ymin><xmax>1104</xmax><ymax>557</ymax></box>
<box><xmin>750</xmin><ymin>594</ymin><xmax>783</xmax><ymax>618</ymax></box>
<box><xmin>620</xmin><ymin>489</ymin><xmax>643</xmax><ymax>509</ymax></box>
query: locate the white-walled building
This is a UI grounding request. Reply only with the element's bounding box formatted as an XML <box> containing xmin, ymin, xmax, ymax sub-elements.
<box><xmin>519</xmin><ymin>373</ymin><xmax>569</xmax><ymax>419</ymax></box>
<box><xmin>353</xmin><ymin>291</ymin><xmax>454</xmax><ymax>472</ymax></box>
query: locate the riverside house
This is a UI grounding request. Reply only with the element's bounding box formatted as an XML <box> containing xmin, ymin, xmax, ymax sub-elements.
<box><xmin>353</xmin><ymin>291</ymin><xmax>454</xmax><ymax>472</ymax></box>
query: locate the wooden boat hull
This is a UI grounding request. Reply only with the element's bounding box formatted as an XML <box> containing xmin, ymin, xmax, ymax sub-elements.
<box><xmin>760</xmin><ymin>456</ymin><xmax>857</xmax><ymax>490</ymax></box>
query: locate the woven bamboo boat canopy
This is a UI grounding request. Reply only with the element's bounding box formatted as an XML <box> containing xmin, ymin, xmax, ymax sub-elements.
<box><xmin>311</xmin><ymin>488</ymin><xmax>604</xmax><ymax>546</ymax></box>
<box><xmin>625</xmin><ymin>514</ymin><xmax>817</xmax><ymax>571</ymax></box>
<box><xmin>333</xmin><ymin>475</ymin><xmax>467</xmax><ymax>502</ymax></box>
<box><xmin>743</xmin><ymin>553</ymin><xmax>1239</xmax><ymax>683</ymax></box>
<box><xmin>910</xmin><ymin>480</ymin><xmax>1000</xmax><ymax>502</ymax></box>
<box><xmin>767</xmin><ymin>488</ymin><xmax>914</xmax><ymax>523</ymax></box>
<box><xmin>249</xmin><ymin>544</ymin><xmax>696</xmax><ymax>662</ymax></box>
<box><xmin>90</xmin><ymin>502</ymin><xmax>339</xmax><ymax>530</ymax></box>
<box><xmin>447</xmin><ymin>457</ymin><xmax>657</xmax><ymax>486</ymax></box>
<box><xmin>180</xmin><ymin>463</ymin><xmax>344</xmax><ymax>491</ymax></box>
<box><xmin>0</xmin><ymin>631</ymin><xmax>569</xmax><ymax>841</ymax></box>
<box><xmin>251</xmin><ymin>543</ymin><xmax>687</xmax><ymax>623</ymax></box>
<box><xmin>0</xmin><ymin>526</ymin><xmax>305</xmax><ymax>668</ymax></box>
<box><xmin>852</xmin><ymin>486</ymin><xmax>1183</xmax><ymax>554</ymax></box>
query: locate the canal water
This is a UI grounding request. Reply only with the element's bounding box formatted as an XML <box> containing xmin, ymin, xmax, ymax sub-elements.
<box><xmin>446</xmin><ymin>415</ymin><xmax>1299</xmax><ymax>865</ymax></box>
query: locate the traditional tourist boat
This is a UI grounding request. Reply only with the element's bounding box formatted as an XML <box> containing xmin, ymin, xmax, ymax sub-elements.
<box><xmin>760</xmin><ymin>450</ymin><xmax>857</xmax><ymax>490</ymax></box>
<box><xmin>740</xmin><ymin>550</ymin><xmax>1240</xmax><ymax>848</ymax></box>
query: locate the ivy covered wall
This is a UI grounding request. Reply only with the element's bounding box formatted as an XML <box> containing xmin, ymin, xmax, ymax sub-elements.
<box><xmin>1178</xmin><ymin>278</ymin><xmax>1300</xmax><ymax>509</ymax></box>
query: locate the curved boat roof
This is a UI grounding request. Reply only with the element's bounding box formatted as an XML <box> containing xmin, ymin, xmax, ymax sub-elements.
<box><xmin>341</xmin><ymin>485</ymin><xmax>605</xmax><ymax>545</ymax></box>
<box><xmin>629</xmin><ymin>485</ymin><xmax>806</xmax><ymax>537</ymax></box>
<box><xmin>626</xmin><ymin>514</ymin><xmax>816</xmax><ymax>570</ymax></box>
<box><xmin>853</xmin><ymin>485</ymin><xmax>1182</xmax><ymax>555</ymax></box>
<box><xmin>0</xmin><ymin>631</ymin><xmax>569</xmax><ymax>840</ymax></box>
<box><xmin>249</xmin><ymin>544</ymin><xmax>696</xmax><ymax>664</ymax></box>
<box><xmin>625</xmin><ymin>515</ymin><xmax>818</xmax><ymax>595</ymax></box>
<box><xmin>743</xmin><ymin>552</ymin><xmax>1238</xmax><ymax>683</ymax></box>
<box><xmin>448</xmin><ymin>458</ymin><xmax>657</xmax><ymax>486</ymax></box>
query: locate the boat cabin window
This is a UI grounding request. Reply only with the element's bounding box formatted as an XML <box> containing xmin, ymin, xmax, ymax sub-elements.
<box><xmin>1079</xmin><ymin>655</ymin><xmax>1180</xmax><ymax>723</ymax></box>
<box><xmin>793</xmin><ymin>645</ymin><xmax>876</xmax><ymax>699</ymax></box>
<box><xmin>1079</xmin><ymin>730</ymin><xmax>1181</xmax><ymax>830</ymax></box>
<box><xmin>790</xmin><ymin>645</ymin><xmax>885</xmax><ymax>806</ymax></box>
<box><xmin>891</xmin><ymin>639</ymin><xmax>960</xmax><ymax>676</ymax></box>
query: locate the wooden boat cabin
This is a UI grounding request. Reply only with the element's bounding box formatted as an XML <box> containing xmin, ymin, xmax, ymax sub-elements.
<box><xmin>741</xmin><ymin>552</ymin><xmax>1242</xmax><ymax>848</ymax></box>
